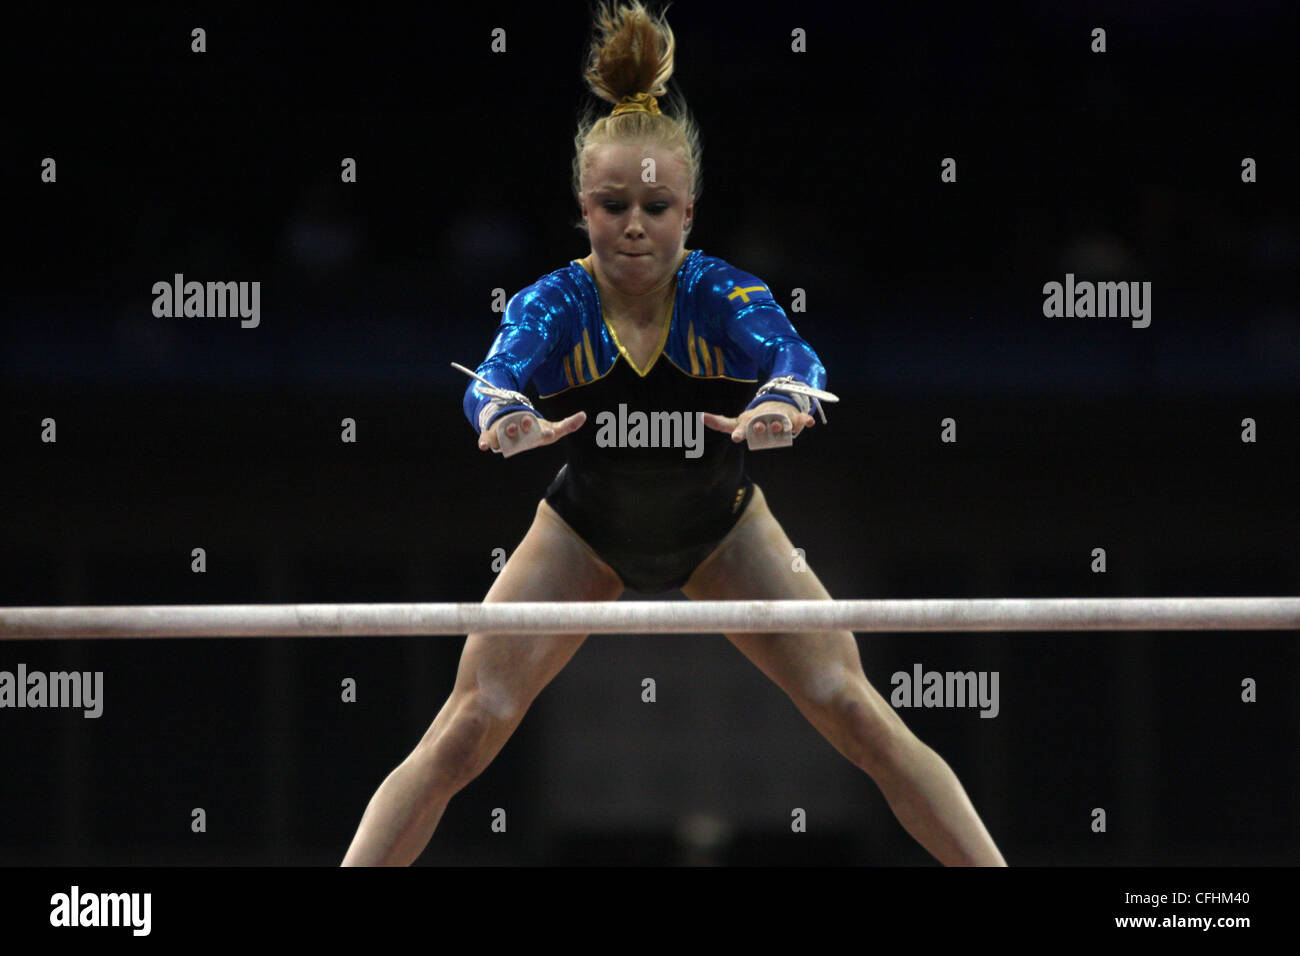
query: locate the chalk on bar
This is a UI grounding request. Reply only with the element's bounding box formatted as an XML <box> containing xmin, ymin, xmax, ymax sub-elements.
<box><xmin>745</xmin><ymin>411</ymin><xmax>793</xmax><ymax>450</ymax></box>
<box><xmin>495</xmin><ymin>411</ymin><xmax>546</xmax><ymax>458</ymax></box>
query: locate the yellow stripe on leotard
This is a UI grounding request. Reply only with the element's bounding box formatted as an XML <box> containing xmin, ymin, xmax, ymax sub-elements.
<box><xmin>582</xmin><ymin>328</ymin><xmax>598</xmax><ymax>382</ymax></box>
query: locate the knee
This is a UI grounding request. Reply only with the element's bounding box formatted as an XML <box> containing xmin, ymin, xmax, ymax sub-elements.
<box><xmin>415</xmin><ymin>693</ymin><xmax>502</xmax><ymax>792</ymax></box>
<box><xmin>830</xmin><ymin>683</ymin><xmax>914</xmax><ymax>775</ymax></box>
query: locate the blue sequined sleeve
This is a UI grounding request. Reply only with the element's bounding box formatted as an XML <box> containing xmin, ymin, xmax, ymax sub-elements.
<box><xmin>462</xmin><ymin>291</ymin><xmax>562</xmax><ymax>433</ymax></box>
<box><xmin>708</xmin><ymin>263</ymin><xmax>828</xmax><ymax>413</ymax></box>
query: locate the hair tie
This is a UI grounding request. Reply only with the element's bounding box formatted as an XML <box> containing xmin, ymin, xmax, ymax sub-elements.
<box><xmin>610</xmin><ymin>92</ymin><xmax>661</xmax><ymax>116</ymax></box>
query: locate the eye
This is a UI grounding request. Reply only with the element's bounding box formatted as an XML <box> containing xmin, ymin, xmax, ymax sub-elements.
<box><xmin>602</xmin><ymin>201</ymin><xmax>625</xmax><ymax>211</ymax></box>
<box><xmin>647</xmin><ymin>203</ymin><xmax>669</xmax><ymax>214</ymax></box>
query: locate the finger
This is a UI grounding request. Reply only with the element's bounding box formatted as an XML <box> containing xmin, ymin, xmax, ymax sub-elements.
<box><xmin>727</xmin><ymin>413</ymin><xmax>747</xmax><ymax>442</ymax></box>
<box><xmin>701</xmin><ymin>412</ymin><xmax>737</xmax><ymax>435</ymax></box>
<box><xmin>552</xmin><ymin>411</ymin><xmax>586</xmax><ymax>439</ymax></box>
<box><xmin>525</xmin><ymin>415</ymin><xmax>555</xmax><ymax>442</ymax></box>
<box><xmin>535</xmin><ymin>411</ymin><xmax>583</xmax><ymax>445</ymax></box>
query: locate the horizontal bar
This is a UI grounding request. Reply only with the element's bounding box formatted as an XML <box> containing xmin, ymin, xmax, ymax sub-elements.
<box><xmin>0</xmin><ymin>598</ymin><xmax>1297</xmax><ymax>639</ymax></box>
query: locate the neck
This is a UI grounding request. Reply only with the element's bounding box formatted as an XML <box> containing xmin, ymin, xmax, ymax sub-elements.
<box><xmin>585</xmin><ymin>250</ymin><xmax>687</xmax><ymax>326</ymax></box>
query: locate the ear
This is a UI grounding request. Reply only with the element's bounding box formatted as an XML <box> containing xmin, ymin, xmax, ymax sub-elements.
<box><xmin>682</xmin><ymin>196</ymin><xmax>696</xmax><ymax>231</ymax></box>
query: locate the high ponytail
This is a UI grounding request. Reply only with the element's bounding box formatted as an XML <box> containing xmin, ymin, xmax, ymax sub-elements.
<box><xmin>572</xmin><ymin>1</ymin><xmax>702</xmax><ymax>232</ymax></box>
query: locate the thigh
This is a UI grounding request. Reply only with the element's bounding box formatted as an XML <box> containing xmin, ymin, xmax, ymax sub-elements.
<box><xmin>682</xmin><ymin>486</ymin><xmax>866</xmax><ymax>708</ymax></box>
<box><xmin>449</xmin><ymin>499</ymin><xmax>625</xmax><ymax>721</ymax></box>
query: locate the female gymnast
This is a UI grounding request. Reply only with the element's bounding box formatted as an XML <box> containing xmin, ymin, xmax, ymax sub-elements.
<box><xmin>343</xmin><ymin>0</ymin><xmax>1005</xmax><ymax>866</ymax></box>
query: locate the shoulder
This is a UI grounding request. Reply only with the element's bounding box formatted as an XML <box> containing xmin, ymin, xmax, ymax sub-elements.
<box><xmin>684</xmin><ymin>251</ymin><xmax>781</xmax><ymax>312</ymax></box>
<box><xmin>504</xmin><ymin>261</ymin><xmax>590</xmax><ymax>321</ymax></box>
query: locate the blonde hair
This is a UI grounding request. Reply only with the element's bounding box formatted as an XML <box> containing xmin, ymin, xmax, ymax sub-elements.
<box><xmin>572</xmin><ymin>1</ymin><xmax>702</xmax><ymax>235</ymax></box>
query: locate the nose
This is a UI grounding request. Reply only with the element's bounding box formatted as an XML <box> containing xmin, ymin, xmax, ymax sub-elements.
<box><xmin>623</xmin><ymin>207</ymin><xmax>646</xmax><ymax>237</ymax></box>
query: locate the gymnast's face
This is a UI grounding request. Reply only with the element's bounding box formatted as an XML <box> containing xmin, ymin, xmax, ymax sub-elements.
<box><xmin>580</xmin><ymin>141</ymin><xmax>695</xmax><ymax>295</ymax></box>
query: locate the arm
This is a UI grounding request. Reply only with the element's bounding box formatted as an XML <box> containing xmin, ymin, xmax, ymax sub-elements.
<box><xmin>461</xmin><ymin>293</ymin><xmax>560</xmax><ymax>435</ymax></box>
<box><xmin>717</xmin><ymin>272</ymin><xmax>831</xmax><ymax>420</ymax></box>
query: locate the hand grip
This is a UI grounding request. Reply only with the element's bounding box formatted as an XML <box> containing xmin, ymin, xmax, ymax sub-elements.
<box><xmin>493</xmin><ymin>411</ymin><xmax>545</xmax><ymax>458</ymax></box>
<box><xmin>745</xmin><ymin>411</ymin><xmax>793</xmax><ymax>450</ymax></box>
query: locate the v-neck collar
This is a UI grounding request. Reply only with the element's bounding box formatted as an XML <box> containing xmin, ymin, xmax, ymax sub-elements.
<box><xmin>573</xmin><ymin>250</ymin><xmax>694</xmax><ymax>377</ymax></box>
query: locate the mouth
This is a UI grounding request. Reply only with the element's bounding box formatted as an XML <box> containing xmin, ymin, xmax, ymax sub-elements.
<box><xmin>619</xmin><ymin>251</ymin><xmax>649</xmax><ymax>257</ymax></box>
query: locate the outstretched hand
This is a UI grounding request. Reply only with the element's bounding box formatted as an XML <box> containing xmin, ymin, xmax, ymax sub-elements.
<box><xmin>701</xmin><ymin>401</ymin><xmax>815</xmax><ymax>443</ymax></box>
<box><xmin>478</xmin><ymin>411</ymin><xmax>587</xmax><ymax>454</ymax></box>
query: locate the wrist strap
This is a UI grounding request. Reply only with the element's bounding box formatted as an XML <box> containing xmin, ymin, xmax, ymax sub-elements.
<box><xmin>452</xmin><ymin>362</ymin><xmax>538</xmax><ymax>432</ymax></box>
<box><xmin>753</xmin><ymin>376</ymin><xmax>840</xmax><ymax>424</ymax></box>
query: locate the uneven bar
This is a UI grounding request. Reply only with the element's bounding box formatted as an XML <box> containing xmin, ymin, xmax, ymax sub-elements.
<box><xmin>0</xmin><ymin>598</ymin><xmax>1297</xmax><ymax>639</ymax></box>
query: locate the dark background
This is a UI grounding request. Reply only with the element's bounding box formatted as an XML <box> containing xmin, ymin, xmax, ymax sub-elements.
<box><xmin>3</xmin><ymin>1</ymin><xmax>1296</xmax><ymax>865</ymax></box>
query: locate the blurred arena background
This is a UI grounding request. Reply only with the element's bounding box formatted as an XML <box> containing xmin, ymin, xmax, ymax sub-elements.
<box><xmin>3</xmin><ymin>2</ymin><xmax>1296</xmax><ymax>864</ymax></box>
